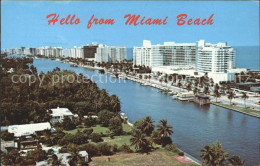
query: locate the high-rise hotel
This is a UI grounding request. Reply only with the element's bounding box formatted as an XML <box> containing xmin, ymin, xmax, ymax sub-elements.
<box><xmin>133</xmin><ymin>40</ymin><xmax>196</xmax><ymax>67</ymax></box>
<box><xmin>95</xmin><ymin>45</ymin><xmax>127</xmax><ymax>63</ymax></box>
<box><xmin>133</xmin><ymin>40</ymin><xmax>235</xmax><ymax>74</ymax></box>
<box><xmin>196</xmin><ymin>40</ymin><xmax>235</xmax><ymax>73</ymax></box>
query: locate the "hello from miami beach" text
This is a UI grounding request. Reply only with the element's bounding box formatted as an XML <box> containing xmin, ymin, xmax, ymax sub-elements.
<box><xmin>46</xmin><ymin>13</ymin><xmax>214</xmax><ymax>29</ymax></box>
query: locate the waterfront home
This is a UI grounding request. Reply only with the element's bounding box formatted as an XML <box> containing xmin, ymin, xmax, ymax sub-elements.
<box><xmin>177</xmin><ymin>92</ymin><xmax>195</xmax><ymax>101</ymax></box>
<box><xmin>48</xmin><ymin>107</ymin><xmax>75</xmax><ymax>124</ymax></box>
<box><xmin>8</xmin><ymin>122</ymin><xmax>51</xmax><ymax>137</ymax></box>
<box><xmin>194</xmin><ymin>94</ymin><xmax>211</xmax><ymax>105</ymax></box>
<box><xmin>6</xmin><ymin>122</ymin><xmax>51</xmax><ymax>150</ymax></box>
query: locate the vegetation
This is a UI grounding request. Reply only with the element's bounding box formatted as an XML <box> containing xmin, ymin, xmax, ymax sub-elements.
<box><xmin>1</xmin><ymin>57</ymin><xmax>121</xmax><ymax>125</ymax></box>
<box><xmin>1</xmin><ymin>131</ymin><xmax>14</xmax><ymax>141</ymax></box>
<box><xmin>130</xmin><ymin>129</ymin><xmax>151</xmax><ymax>152</ymax></box>
<box><xmin>227</xmin><ymin>91</ymin><xmax>235</xmax><ymax>105</ymax></box>
<box><xmin>200</xmin><ymin>141</ymin><xmax>245</xmax><ymax>166</ymax></box>
<box><xmin>241</xmin><ymin>92</ymin><xmax>249</xmax><ymax>107</ymax></box>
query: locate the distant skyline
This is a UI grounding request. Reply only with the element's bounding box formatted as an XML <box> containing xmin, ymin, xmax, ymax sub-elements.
<box><xmin>1</xmin><ymin>1</ymin><xmax>259</xmax><ymax>49</ymax></box>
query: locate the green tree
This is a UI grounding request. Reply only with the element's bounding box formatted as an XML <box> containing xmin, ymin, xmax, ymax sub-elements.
<box><xmin>90</xmin><ymin>133</ymin><xmax>103</xmax><ymax>143</ymax></box>
<box><xmin>200</xmin><ymin>141</ymin><xmax>229</xmax><ymax>166</ymax></box>
<box><xmin>203</xmin><ymin>86</ymin><xmax>210</xmax><ymax>95</ymax></box>
<box><xmin>241</xmin><ymin>92</ymin><xmax>249</xmax><ymax>108</ymax></box>
<box><xmin>193</xmin><ymin>87</ymin><xmax>199</xmax><ymax>95</ymax></box>
<box><xmin>228</xmin><ymin>91</ymin><xmax>235</xmax><ymax>105</ymax></box>
<box><xmin>130</xmin><ymin>129</ymin><xmax>150</xmax><ymax>152</ymax></box>
<box><xmin>142</xmin><ymin>116</ymin><xmax>155</xmax><ymax>136</ymax></box>
<box><xmin>213</xmin><ymin>90</ymin><xmax>221</xmax><ymax>102</ymax></box>
<box><xmin>228</xmin><ymin>155</ymin><xmax>245</xmax><ymax>166</ymax></box>
<box><xmin>1</xmin><ymin>131</ymin><xmax>14</xmax><ymax>141</ymax></box>
<box><xmin>98</xmin><ymin>109</ymin><xmax>115</xmax><ymax>127</ymax></box>
<box><xmin>156</xmin><ymin>119</ymin><xmax>173</xmax><ymax>147</ymax></box>
<box><xmin>108</xmin><ymin>116</ymin><xmax>123</xmax><ymax>135</ymax></box>
<box><xmin>186</xmin><ymin>83</ymin><xmax>192</xmax><ymax>92</ymax></box>
<box><xmin>1</xmin><ymin>150</ymin><xmax>23</xmax><ymax>165</ymax></box>
<box><xmin>50</xmin><ymin>154</ymin><xmax>63</xmax><ymax>166</ymax></box>
<box><xmin>62</xmin><ymin>117</ymin><xmax>76</xmax><ymax>131</ymax></box>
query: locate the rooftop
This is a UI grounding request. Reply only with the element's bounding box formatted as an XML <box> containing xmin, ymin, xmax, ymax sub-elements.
<box><xmin>8</xmin><ymin>122</ymin><xmax>51</xmax><ymax>137</ymax></box>
<box><xmin>50</xmin><ymin>107</ymin><xmax>74</xmax><ymax>117</ymax></box>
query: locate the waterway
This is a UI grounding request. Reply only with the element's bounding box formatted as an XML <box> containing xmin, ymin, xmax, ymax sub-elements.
<box><xmin>33</xmin><ymin>58</ymin><xmax>260</xmax><ymax>165</ymax></box>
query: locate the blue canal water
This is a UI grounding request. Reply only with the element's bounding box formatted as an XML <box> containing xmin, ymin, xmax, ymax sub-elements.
<box><xmin>32</xmin><ymin>58</ymin><xmax>260</xmax><ymax>165</ymax></box>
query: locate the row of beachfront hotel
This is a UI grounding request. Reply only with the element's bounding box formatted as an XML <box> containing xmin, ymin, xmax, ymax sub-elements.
<box><xmin>5</xmin><ymin>43</ymin><xmax>127</xmax><ymax>63</ymax></box>
<box><xmin>4</xmin><ymin>40</ymin><xmax>247</xmax><ymax>83</ymax></box>
<box><xmin>133</xmin><ymin>40</ymin><xmax>246</xmax><ymax>83</ymax></box>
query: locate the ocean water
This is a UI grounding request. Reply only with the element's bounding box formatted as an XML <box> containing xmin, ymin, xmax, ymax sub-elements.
<box><xmin>127</xmin><ymin>46</ymin><xmax>260</xmax><ymax>70</ymax></box>
<box><xmin>234</xmin><ymin>46</ymin><xmax>259</xmax><ymax>70</ymax></box>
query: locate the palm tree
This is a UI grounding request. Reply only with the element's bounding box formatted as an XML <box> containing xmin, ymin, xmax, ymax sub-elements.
<box><xmin>193</xmin><ymin>87</ymin><xmax>199</xmax><ymax>95</ymax></box>
<box><xmin>213</xmin><ymin>90</ymin><xmax>221</xmax><ymax>102</ymax></box>
<box><xmin>148</xmin><ymin>75</ymin><xmax>152</xmax><ymax>82</ymax></box>
<box><xmin>241</xmin><ymin>92</ymin><xmax>249</xmax><ymax>108</ymax></box>
<box><xmin>220</xmin><ymin>85</ymin><xmax>226</xmax><ymax>94</ymax></box>
<box><xmin>200</xmin><ymin>141</ymin><xmax>229</xmax><ymax>166</ymax></box>
<box><xmin>200</xmin><ymin>145</ymin><xmax>215</xmax><ymax>166</ymax></box>
<box><xmin>159</xmin><ymin>78</ymin><xmax>163</xmax><ymax>85</ymax></box>
<box><xmin>203</xmin><ymin>86</ymin><xmax>210</xmax><ymax>95</ymax></box>
<box><xmin>142</xmin><ymin>116</ymin><xmax>155</xmax><ymax>136</ymax></box>
<box><xmin>228</xmin><ymin>91</ymin><xmax>235</xmax><ymax>105</ymax></box>
<box><xmin>157</xmin><ymin>119</ymin><xmax>173</xmax><ymax>138</ymax></box>
<box><xmin>228</xmin><ymin>155</ymin><xmax>245</xmax><ymax>166</ymax></box>
<box><xmin>214</xmin><ymin>83</ymin><xmax>220</xmax><ymax>91</ymax></box>
<box><xmin>211</xmin><ymin>141</ymin><xmax>229</xmax><ymax>166</ymax></box>
<box><xmin>130</xmin><ymin>129</ymin><xmax>150</xmax><ymax>152</ymax></box>
<box><xmin>164</xmin><ymin>78</ymin><xmax>168</xmax><ymax>87</ymax></box>
<box><xmin>110</xmin><ymin>95</ymin><xmax>121</xmax><ymax>113</ymax></box>
<box><xmin>139</xmin><ymin>74</ymin><xmax>143</xmax><ymax>80</ymax></box>
<box><xmin>186</xmin><ymin>83</ymin><xmax>192</xmax><ymax>92</ymax></box>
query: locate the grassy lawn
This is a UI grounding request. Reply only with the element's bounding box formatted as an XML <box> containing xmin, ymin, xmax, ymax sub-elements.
<box><xmin>122</xmin><ymin>123</ymin><xmax>133</xmax><ymax>133</ymax></box>
<box><xmin>63</xmin><ymin>126</ymin><xmax>86</xmax><ymax>135</ymax></box>
<box><xmin>89</xmin><ymin>151</ymin><xmax>198</xmax><ymax>166</ymax></box>
<box><xmin>212</xmin><ymin>102</ymin><xmax>260</xmax><ymax>117</ymax></box>
<box><xmin>103</xmin><ymin>135</ymin><xmax>133</xmax><ymax>149</ymax></box>
<box><xmin>92</xmin><ymin>125</ymin><xmax>111</xmax><ymax>134</ymax></box>
<box><xmin>63</xmin><ymin>123</ymin><xmax>133</xmax><ymax>135</ymax></box>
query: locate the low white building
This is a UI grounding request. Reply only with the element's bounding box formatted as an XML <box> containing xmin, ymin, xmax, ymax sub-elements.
<box><xmin>151</xmin><ymin>66</ymin><xmax>247</xmax><ymax>84</ymax></box>
<box><xmin>49</xmin><ymin>107</ymin><xmax>74</xmax><ymax>123</ymax></box>
<box><xmin>8</xmin><ymin>122</ymin><xmax>51</xmax><ymax>137</ymax></box>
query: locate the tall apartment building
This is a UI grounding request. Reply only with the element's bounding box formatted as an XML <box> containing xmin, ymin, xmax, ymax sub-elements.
<box><xmin>95</xmin><ymin>45</ymin><xmax>127</xmax><ymax>63</ymax></box>
<box><xmin>133</xmin><ymin>40</ymin><xmax>196</xmax><ymax>68</ymax></box>
<box><xmin>62</xmin><ymin>49</ymin><xmax>71</xmax><ymax>57</ymax></box>
<box><xmin>196</xmin><ymin>40</ymin><xmax>235</xmax><ymax>73</ymax></box>
<box><xmin>71</xmin><ymin>46</ymin><xmax>84</xmax><ymax>59</ymax></box>
<box><xmin>83</xmin><ymin>43</ymin><xmax>99</xmax><ymax>59</ymax></box>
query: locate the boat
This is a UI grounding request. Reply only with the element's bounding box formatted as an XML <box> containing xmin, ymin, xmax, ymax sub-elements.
<box><xmin>70</xmin><ymin>64</ymin><xmax>78</xmax><ymax>67</ymax></box>
<box><xmin>176</xmin><ymin>92</ymin><xmax>195</xmax><ymax>101</ymax></box>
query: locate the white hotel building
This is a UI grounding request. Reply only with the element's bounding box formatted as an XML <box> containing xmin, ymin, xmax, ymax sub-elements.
<box><xmin>95</xmin><ymin>45</ymin><xmax>126</xmax><ymax>63</ymax></box>
<box><xmin>134</xmin><ymin>40</ymin><xmax>244</xmax><ymax>83</ymax></box>
<box><xmin>133</xmin><ymin>40</ymin><xmax>196</xmax><ymax>67</ymax></box>
<box><xmin>196</xmin><ymin>40</ymin><xmax>235</xmax><ymax>73</ymax></box>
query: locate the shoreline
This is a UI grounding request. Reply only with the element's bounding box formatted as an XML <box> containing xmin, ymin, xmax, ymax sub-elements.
<box><xmin>211</xmin><ymin>102</ymin><xmax>260</xmax><ymax>118</ymax></box>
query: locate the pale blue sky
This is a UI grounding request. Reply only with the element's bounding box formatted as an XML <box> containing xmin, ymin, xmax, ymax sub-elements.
<box><xmin>1</xmin><ymin>1</ymin><xmax>259</xmax><ymax>49</ymax></box>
